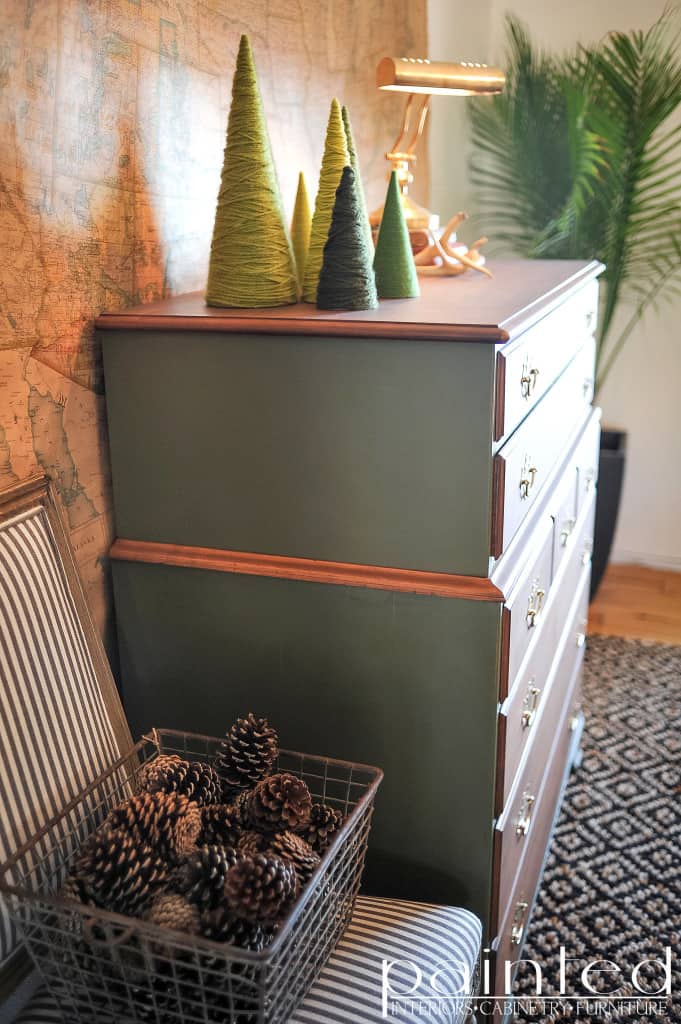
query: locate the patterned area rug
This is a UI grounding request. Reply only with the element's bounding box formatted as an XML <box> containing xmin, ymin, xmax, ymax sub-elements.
<box><xmin>514</xmin><ymin>636</ymin><xmax>681</xmax><ymax>1022</ymax></box>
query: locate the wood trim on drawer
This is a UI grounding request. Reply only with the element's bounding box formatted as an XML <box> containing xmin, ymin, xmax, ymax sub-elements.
<box><xmin>494</xmin><ymin>350</ymin><xmax>506</xmax><ymax>442</ymax></box>
<box><xmin>110</xmin><ymin>539</ymin><xmax>506</xmax><ymax>602</ymax></box>
<box><xmin>491</xmin><ymin>456</ymin><xmax>506</xmax><ymax>559</ymax></box>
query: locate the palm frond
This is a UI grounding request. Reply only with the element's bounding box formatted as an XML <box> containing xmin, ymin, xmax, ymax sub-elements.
<box><xmin>468</xmin><ymin>10</ymin><xmax>681</xmax><ymax>389</ymax></box>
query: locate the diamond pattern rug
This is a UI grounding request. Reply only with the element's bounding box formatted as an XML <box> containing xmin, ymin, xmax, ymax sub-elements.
<box><xmin>514</xmin><ymin>636</ymin><xmax>681</xmax><ymax>1022</ymax></box>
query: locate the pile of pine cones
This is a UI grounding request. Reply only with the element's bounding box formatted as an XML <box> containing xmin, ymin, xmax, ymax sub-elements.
<box><xmin>64</xmin><ymin>713</ymin><xmax>344</xmax><ymax>953</ymax></box>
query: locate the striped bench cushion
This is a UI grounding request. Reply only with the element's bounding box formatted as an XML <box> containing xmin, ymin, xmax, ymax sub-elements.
<box><xmin>0</xmin><ymin>508</ymin><xmax>122</xmax><ymax>966</ymax></box>
<box><xmin>11</xmin><ymin>896</ymin><xmax>482</xmax><ymax>1024</ymax></box>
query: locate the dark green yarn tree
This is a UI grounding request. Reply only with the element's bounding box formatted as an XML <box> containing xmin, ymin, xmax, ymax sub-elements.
<box><xmin>317</xmin><ymin>166</ymin><xmax>378</xmax><ymax>311</ymax></box>
<box><xmin>206</xmin><ymin>35</ymin><xmax>297</xmax><ymax>308</ymax></box>
<box><xmin>341</xmin><ymin>105</ymin><xmax>373</xmax><ymax>252</ymax></box>
<box><xmin>373</xmin><ymin>171</ymin><xmax>419</xmax><ymax>299</ymax></box>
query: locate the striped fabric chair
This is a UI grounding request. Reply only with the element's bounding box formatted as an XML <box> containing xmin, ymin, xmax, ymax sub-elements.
<box><xmin>0</xmin><ymin>476</ymin><xmax>481</xmax><ymax>1024</ymax></box>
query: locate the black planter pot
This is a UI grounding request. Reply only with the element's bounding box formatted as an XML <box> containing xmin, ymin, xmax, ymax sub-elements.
<box><xmin>590</xmin><ymin>429</ymin><xmax>627</xmax><ymax>599</ymax></box>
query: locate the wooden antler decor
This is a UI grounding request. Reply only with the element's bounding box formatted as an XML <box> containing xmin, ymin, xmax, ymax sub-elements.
<box><xmin>414</xmin><ymin>212</ymin><xmax>491</xmax><ymax>278</ymax></box>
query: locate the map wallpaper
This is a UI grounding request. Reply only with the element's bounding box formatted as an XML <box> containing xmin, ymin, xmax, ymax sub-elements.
<box><xmin>0</xmin><ymin>0</ymin><xmax>427</xmax><ymax>649</ymax></box>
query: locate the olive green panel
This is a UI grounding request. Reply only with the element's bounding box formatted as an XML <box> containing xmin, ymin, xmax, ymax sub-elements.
<box><xmin>102</xmin><ymin>331</ymin><xmax>495</xmax><ymax>576</ymax></box>
<box><xmin>112</xmin><ymin>560</ymin><xmax>502</xmax><ymax>926</ymax></box>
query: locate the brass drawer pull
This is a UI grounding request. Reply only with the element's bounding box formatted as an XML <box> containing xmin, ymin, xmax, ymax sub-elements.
<box><xmin>510</xmin><ymin>900</ymin><xmax>529</xmax><ymax>946</ymax></box>
<box><xmin>583</xmin><ymin>376</ymin><xmax>593</xmax><ymax>398</ymax></box>
<box><xmin>520</xmin><ymin>365</ymin><xmax>540</xmax><ymax>399</ymax></box>
<box><xmin>560</xmin><ymin>518</ymin><xmax>576</xmax><ymax>547</ymax></box>
<box><xmin>576</xmin><ymin>632</ymin><xmax>586</xmax><ymax>648</ymax></box>
<box><xmin>520</xmin><ymin>458</ymin><xmax>538</xmax><ymax>499</ymax></box>
<box><xmin>515</xmin><ymin>793</ymin><xmax>536</xmax><ymax>837</ymax></box>
<box><xmin>521</xmin><ymin>681</ymin><xmax>541</xmax><ymax>729</ymax></box>
<box><xmin>584</xmin><ymin>468</ymin><xmax>595</xmax><ymax>493</ymax></box>
<box><xmin>586</xmin><ymin>309</ymin><xmax>595</xmax><ymax>330</ymax></box>
<box><xmin>526</xmin><ymin>584</ymin><xmax>545</xmax><ymax>628</ymax></box>
<box><xmin>582</xmin><ymin>539</ymin><xmax>593</xmax><ymax>567</ymax></box>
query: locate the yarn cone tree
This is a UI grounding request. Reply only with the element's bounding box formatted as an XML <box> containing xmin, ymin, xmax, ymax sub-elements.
<box><xmin>373</xmin><ymin>171</ymin><xmax>420</xmax><ymax>299</ymax></box>
<box><xmin>206</xmin><ymin>35</ymin><xmax>297</xmax><ymax>308</ymax></box>
<box><xmin>290</xmin><ymin>172</ymin><xmax>312</xmax><ymax>286</ymax></box>
<box><xmin>317</xmin><ymin>166</ymin><xmax>378</xmax><ymax>311</ymax></box>
<box><xmin>341</xmin><ymin>105</ymin><xmax>373</xmax><ymax>252</ymax></box>
<box><xmin>302</xmin><ymin>98</ymin><xmax>350</xmax><ymax>302</ymax></box>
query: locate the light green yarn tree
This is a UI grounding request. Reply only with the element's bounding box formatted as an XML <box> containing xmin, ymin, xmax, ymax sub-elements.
<box><xmin>290</xmin><ymin>172</ymin><xmax>312</xmax><ymax>286</ymax></box>
<box><xmin>373</xmin><ymin>171</ymin><xmax>420</xmax><ymax>299</ymax></box>
<box><xmin>342</xmin><ymin>105</ymin><xmax>373</xmax><ymax>252</ymax></box>
<box><xmin>302</xmin><ymin>98</ymin><xmax>349</xmax><ymax>303</ymax></box>
<box><xmin>206</xmin><ymin>34</ymin><xmax>297</xmax><ymax>308</ymax></box>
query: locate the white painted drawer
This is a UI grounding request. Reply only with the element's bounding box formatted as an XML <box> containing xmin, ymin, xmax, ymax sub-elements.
<box><xmin>494</xmin><ymin>278</ymin><xmax>598</xmax><ymax>446</ymax></box>
<box><xmin>491</xmin><ymin>336</ymin><xmax>595</xmax><ymax>558</ymax></box>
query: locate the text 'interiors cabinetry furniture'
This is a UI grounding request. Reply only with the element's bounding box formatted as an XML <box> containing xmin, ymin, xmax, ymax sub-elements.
<box><xmin>99</xmin><ymin>259</ymin><xmax>603</xmax><ymax>995</ymax></box>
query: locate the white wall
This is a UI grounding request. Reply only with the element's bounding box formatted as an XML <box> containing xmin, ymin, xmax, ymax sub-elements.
<box><xmin>428</xmin><ymin>0</ymin><xmax>681</xmax><ymax>570</ymax></box>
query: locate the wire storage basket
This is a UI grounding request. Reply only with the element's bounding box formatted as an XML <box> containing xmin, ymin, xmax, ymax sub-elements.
<box><xmin>0</xmin><ymin>728</ymin><xmax>383</xmax><ymax>1024</ymax></box>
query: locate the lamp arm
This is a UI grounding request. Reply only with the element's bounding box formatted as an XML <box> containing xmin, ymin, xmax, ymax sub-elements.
<box><xmin>389</xmin><ymin>93</ymin><xmax>417</xmax><ymax>154</ymax></box>
<box><xmin>404</xmin><ymin>94</ymin><xmax>431</xmax><ymax>155</ymax></box>
<box><xmin>388</xmin><ymin>93</ymin><xmax>432</xmax><ymax>157</ymax></box>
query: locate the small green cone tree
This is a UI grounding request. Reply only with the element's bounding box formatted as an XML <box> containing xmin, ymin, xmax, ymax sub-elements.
<box><xmin>290</xmin><ymin>172</ymin><xmax>312</xmax><ymax>286</ymax></box>
<box><xmin>373</xmin><ymin>171</ymin><xmax>420</xmax><ymax>299</ymax></box>
<box><xmin>302</xmin><ymin>98</ymin><xmax>349</xmax><ymax>302</ymax></box>
<box><xmin>206</xmin><ymin>35</ymin><xmax>297</xmax><ymax>308</ymax></box>
<box><xmin>341</xmin><ymin>105</ymin><xmax>373</xmax><ymax>252</ymax></box>
<box><xmin>317</xmin><ymin>165</ymin><xmax>378</xmax><ymax>311</ymax></box>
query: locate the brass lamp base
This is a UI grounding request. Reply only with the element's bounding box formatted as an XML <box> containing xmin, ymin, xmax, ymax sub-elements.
<box><xmin>369</xmin><ymin>192</ymin><xmax>439</xmax><ymax>233</ymax></box>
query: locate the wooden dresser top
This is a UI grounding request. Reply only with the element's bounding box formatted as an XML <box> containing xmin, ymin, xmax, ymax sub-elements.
<box><xmin>97</xmin><ymin>259</ymin><xmax>603</xmax><ymax>344</ymax></box>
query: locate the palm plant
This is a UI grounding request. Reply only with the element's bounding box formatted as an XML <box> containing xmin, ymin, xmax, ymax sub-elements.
<box><xmin>469</xmin><ymin>12</ymin><xmax>681</xmax><ymax>392</ymax></box>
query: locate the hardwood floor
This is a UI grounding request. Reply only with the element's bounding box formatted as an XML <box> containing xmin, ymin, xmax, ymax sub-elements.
<box><xmin>589</xmin><ymin>563</ymin><xmax>681</xmax><ymax>644</ymax></box>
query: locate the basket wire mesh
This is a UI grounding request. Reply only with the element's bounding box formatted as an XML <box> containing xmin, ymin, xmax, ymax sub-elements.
<box><xmin>0</xmin><ymin>728</ymin><xmax>382</xmax><ymax>1024</ymax></box>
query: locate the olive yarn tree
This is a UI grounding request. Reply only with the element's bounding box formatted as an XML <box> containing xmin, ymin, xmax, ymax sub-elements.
<box><xmin>302</xmin><ymin>98</ymin><xmax>350</xmax><ymax>303</ymax></box>
<box><xmin>317</xmin><ymin>166</ymin><xmax>378</xmax><ymax>311</ymax></box>
<box><xmin>206</xmin><ymin>35</ymin><xmax>297</xmax><ymax>308</ymax></box>
<box><xmin>341</xmin><ymin>105</ymin><xmax>373</xmax><ymax>252</ymax></box>
<box><xmin>290</xmin><ymin>172</ymin><xmax>312</xmax><ymax>286</ymax></box>
<box><xmin>373</xmin><ymin>171</ymin><xmax>419</xmax><ymax>299</ymax></box>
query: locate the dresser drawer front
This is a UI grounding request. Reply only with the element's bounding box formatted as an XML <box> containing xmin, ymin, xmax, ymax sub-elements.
<box><xmin>494</xmin><ymin>571</ymin><xmax>588</xmax><ymax>923</ymax></box>
<box><xmin>575</xmin><ymin>411</ymin><xmax>601</xmax><ymax>516</ymax></box>
<box><xmin>551</xmin><ymin>466</ymin><xmax>580</xmax><ymax>580</ymax></box>
<box><xmin>498</xmin><ymin>566</ymin><xmax>589</xmax><ymax>810</ymax></box>
<box><xmin>492</xmin><ymin>337</ymin><xmax>596</xmax><ymax>558</ymax></box>
<box><xmin>505</xmin><ymin>516</ymin><xmax>555</xmax><ymax>695</ymax></box>
<box><xmin>495</xmin><ymin>279</ymin><xmax>598</xmax><ymax>445</ymax></box>
<box><xmin>493</xmin><ymin>667</ymin><xmax>583</xmax><ymax>992</ymax></box>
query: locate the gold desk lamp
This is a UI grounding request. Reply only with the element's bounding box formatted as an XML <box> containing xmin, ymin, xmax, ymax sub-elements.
<box><xmin>371</xmin><ymin>56</ymin><xmax>505</xmax><ymax>240</ymax></box>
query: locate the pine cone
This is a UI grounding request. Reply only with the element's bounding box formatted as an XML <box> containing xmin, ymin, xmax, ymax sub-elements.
<box><xmin>140</xmin><ymin>755</ymin><xmax>221</xmax><ymax>807</ymax></box>
<box><xmin>268</xmin><ymin>832</ymin><xmax>320</xmax><ymax>885</ymax></box>
<box><xmin>174</xmin><ymin>802</ymin><xmax>203</xmax><ymax>859</ymax></box>
<box><xmin>147</xmin><ymin>891</ymin><xmax>201</xmax><ymax>934</ymax></box>
<box><xmin>215</xmin><ymin>713</ymin><xmax>278</xmax><ymax>793</ymax></box>
<box><xmin>303</xmin><ymin>803</ymin><xmax>344</xmax><ymax>853</ymax></box>
<box><xmin>200</xmin><ymin>904</ymin><xmax>272</xmax><ymax>952</ymax></box>
<box><xmin>231</xmin><ymin>790</ymin><xmax>253</xmax><ymax>828</ymax></box>
<box><xmin>249</xmin><ymin>773</ymin><xmax>312</xmax><ymax>834</ymax></box>
<box><xmin>107</xmin><ymin>792</ymin><xmax>201</xmax><ymax>861</ymax></box>
<box><xmin>177</xmin><ymin>845</ymin><xmax>242</xmax><ymax>910</ymax></box>
<box><xmin>200</xmin><ymin>804</ymin><xmax>242</xmax><ymax>847</ymax></box>
<box><xmin>70</xmin><ymin>826</ymin><xmax>168</xmax><ymax>916</ymax></box>
<box><xmin>237</xmin><ymin>830</ymin><xmax>271</xmax><ymax>858</ymax></box>
<box><xmin>224</xmin><ymin>854</ymin><xmax>298</xmax><ymax>924</ymax></box>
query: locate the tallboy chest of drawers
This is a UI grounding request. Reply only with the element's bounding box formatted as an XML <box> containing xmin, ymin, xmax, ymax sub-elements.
<box><xmin>99</xmin><ymin>258</ymin><xmax>603</xmax><ymax>993</ymax></box>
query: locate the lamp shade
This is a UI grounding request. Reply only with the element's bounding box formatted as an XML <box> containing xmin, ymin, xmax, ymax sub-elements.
<box><xmin>377</xmin><ymin>56</ymin><xmax>505</xmax><ymax>96</ymax></box>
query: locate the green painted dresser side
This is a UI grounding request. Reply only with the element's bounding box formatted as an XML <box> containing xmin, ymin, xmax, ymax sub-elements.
<box><xmin>102</xmin><ymin>331</ymin><xmax>496</xmax><ymax>577</ymax></box>
<box><xmin>111</xmin><ymin>559</ymin><xmax>503</xmax><ymax>924</ymax></box>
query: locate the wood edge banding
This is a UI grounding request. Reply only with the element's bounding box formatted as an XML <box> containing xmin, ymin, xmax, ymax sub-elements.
<box><xmin>110</xmin><ymin>539</ymin><xmax>505</xmax><ymax>602</ymax></box>
<box><xmin>493</xmin><ymin>350</ymin><xmax>506</xmax><ymax>442</ymax></box>
<box><xmin>490</xmin><ymin>456</ymin><xmax>505</xmax><ymax>559</ymax></box>
<box><xmin>96</xmin><ymin>314</ymin><xmax>509</xmax><ymax>345</ymax></box>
